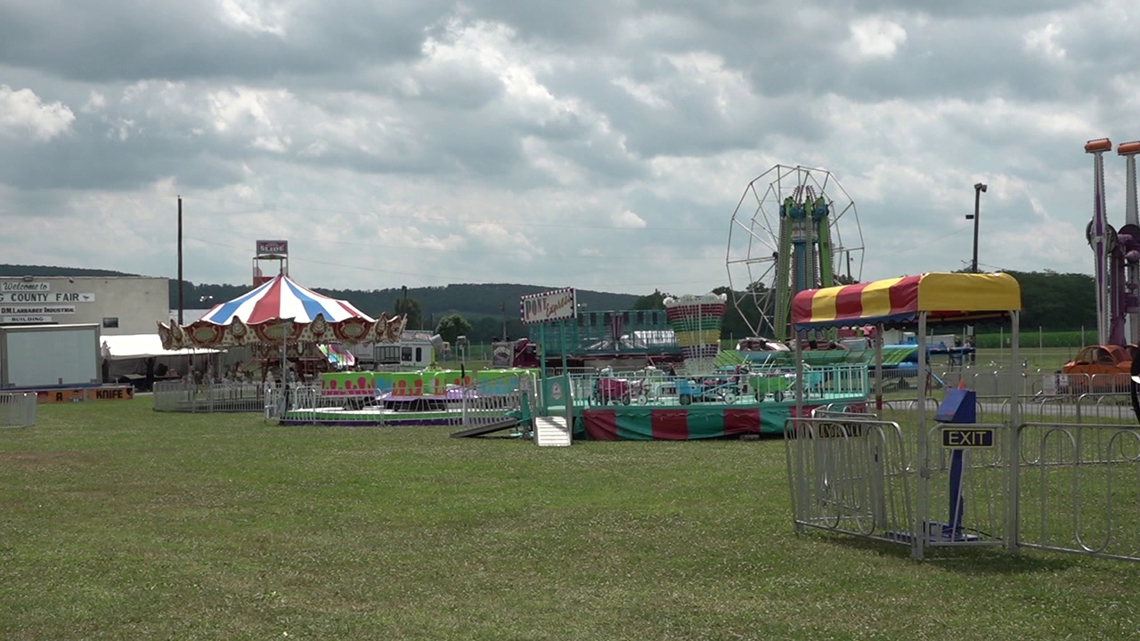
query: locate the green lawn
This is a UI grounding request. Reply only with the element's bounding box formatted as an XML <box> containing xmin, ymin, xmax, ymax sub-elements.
<box><xmin>972</xmin><ymin>346</ymin><xmax>1079</xmax><ymax>372</ymax></box>
<box><xmin>2</xmin><ymin>399</ymin><xmax>1139</xmax><ymax>640</ymax></box>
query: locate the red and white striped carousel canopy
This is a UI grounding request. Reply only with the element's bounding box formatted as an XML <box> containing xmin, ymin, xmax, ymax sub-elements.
<box><xmin>198</xmin><ymin>274</ymin><xmax>373</xmax><ymax>325</ymax></box>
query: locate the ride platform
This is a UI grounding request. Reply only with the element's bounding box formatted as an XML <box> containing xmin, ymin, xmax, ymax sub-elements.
<box><xmin>279</xmin><ymin>405</ymin><xmax>512</xmax><ymax>427</ymax></box>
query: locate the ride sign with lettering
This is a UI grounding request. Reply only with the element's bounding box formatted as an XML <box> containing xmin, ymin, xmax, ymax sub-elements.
<box><xmin>0</xmin><ymin>305</ymin><xmax>76</xmax><ymax>315</ymax></box>
<box><xmin>256</xmin><ymin>240</ymin><xmax>289</xmax><ymax>258</ymax></box>
<box><xmin>0</xmin><ymin>292</ymin><xmax>94</xmax><ymax>303</ymax></box>
<box><xmin>941</xmin><ymin>428</ymin><xmax>995</xmax><ymax>448</ymax></box>
<box><xmin>520</xmin><ymin>288</ymin><xmax>577</xmax><ymax>325</ymax></box>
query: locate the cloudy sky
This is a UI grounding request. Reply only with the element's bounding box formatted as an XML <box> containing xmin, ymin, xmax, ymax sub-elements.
<box><xmin>1</xmin><ymin>1</ymin><xmax>1137</xmax><ymax>298</ymax></box>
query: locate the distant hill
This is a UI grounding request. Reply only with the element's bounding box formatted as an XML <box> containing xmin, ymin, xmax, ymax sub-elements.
<box><xmin>6</xmin><ymin>264</ymin><xmax>1099</xmax><ymax>343</ymax></box>
<box><xmin>0</xmin><ymin>264</ymin><xmax>643</xmax><ymax>342</ymax></box>
<box><xmin>0</xmin><ymin>264</ymin><xmax>139</xmax><ymax>278</ymax></box>
<box><xmin>178</xmin><ymin>281</ymin><xmax>641</xmax><ymax>324</ymax></box>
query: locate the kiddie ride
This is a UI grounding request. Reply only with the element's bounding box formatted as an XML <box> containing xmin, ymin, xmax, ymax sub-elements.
<box><xmin>592</xmin><ymin>374</ymin><xmax>638</xmax><ymax>405</ymax></box>
<box><xmin>684</xmin><ymin>365</ymin><xmax>826</xmax><ymax>405</ymax></box>
<box><xmin>1066</xmin><ymin>138</ymin><xmax>1140</xmax><ymax>391</ymax></box>
<box><xmin>588</xmin><ymin>363</ymin><xmax>816</xmax><ymax>406</ymax></box>
<box><xmin>1061</xmin><ymin>344</ymin><xmax>1135</xmax><ymax>393</ymax></box>
<box><xmin>675</xmin><ymin>373</ymin><xmax>752</xmax><ymax>405</ymax></box>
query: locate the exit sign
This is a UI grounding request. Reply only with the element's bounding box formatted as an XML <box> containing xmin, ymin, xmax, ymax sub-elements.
<box><xmin>942</xmin><ymin>428</ymin><xmax>995</xmax><ymax>449</ymax></box>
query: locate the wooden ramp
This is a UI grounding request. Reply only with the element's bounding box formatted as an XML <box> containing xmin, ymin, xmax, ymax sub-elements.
<box><xmin>534</xmin><ymin>416</ymin><xmax>571</xmax><ymax>447</ymax></box>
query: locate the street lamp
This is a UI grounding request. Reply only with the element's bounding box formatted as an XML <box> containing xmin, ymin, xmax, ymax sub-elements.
<box><xmin>966</xmin><ymin>182</ymin><xmax>987</xmax><ymax>273</ymax></box>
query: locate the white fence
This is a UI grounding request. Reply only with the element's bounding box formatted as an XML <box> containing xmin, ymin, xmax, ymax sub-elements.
<box><xmin>0</xmin><ymin>392</ymin><xmax>36</xmax><ymax>428</ymax></box>
<box><xmin>153</xmin><ymin>380</ymin><xmax>269</xmax><ymax>413</ymax></box>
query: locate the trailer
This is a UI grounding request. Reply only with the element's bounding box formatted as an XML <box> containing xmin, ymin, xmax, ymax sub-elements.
<box><xmin>349</xmin><ymin>331</ymin><xmax>442</xmax><ymax>370</ymax></box>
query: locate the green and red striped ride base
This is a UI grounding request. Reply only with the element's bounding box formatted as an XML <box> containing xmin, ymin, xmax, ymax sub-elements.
<box><xmin>577</xmin><ymin>401</ymin><xmax>865</xmax><ymax>440</ymax></box>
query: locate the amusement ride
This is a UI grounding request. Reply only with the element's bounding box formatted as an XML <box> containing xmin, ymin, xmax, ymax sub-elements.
<box><xmin>725</xmin><ymin>164</ymin><xmax>865</xmax><ymax>343</ymax></box>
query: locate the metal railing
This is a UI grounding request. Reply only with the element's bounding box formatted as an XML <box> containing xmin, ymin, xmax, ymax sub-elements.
<box><xmin>785</xmin><ymin>416</ymin><xmax>914</xmax><ymax>544</ymax></box>
<box><xmin>459</xmin><ymin>389</ymin><xmax>527</xmax><ymax>427</ymax></box>
<box><xmin>940</xmin><ymin>368</ymin><xmax>1133</xmax><ymax>399</ymax></box>
<box><xmin>153</xmin><ymin>380</ymin><xmax>269</xmax><ymax>413</ymax></box>
<box><xmin>796</xmin><ymin>379</ymin><xmax>1140</xmax><ymax>561</ymax></box>
<box><xmin>1016</xmin><ymin>422</ymin><xmax>1140</xmax><ymax>561</ymax></box>
<box><xmin>567</xmin><ymin>363</ymin><xmax>870</xmax><ymax>408</ymax></box>
<box><xmin>787</xmin><ymin>413</ymin><xmax>1013</xmax><ymax>556</ymax></box>
<box><xmin>269</xmin><ymin>383</ymin><xmax>386</xmax><ymax>425</ymax></box>
<box><xmin>267</xmin><ymin>371</ymin><xmax>531</xmax><ymax>428</ymax></box>
<box><xmin>0</xmin><ymin>392</ymin><xmax>36</xmax><ymax>428</ymax></box>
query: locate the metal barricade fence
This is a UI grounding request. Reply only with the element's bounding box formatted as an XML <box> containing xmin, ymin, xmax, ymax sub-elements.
<box><xmin>808</xmin><ymin>384</ymin><xmax>1140</xmax><ymax>559</ymax></box>
<box><xmin>154</xmin><ymin>380</ymin><xmax>269</xmax><ymax>413</ymax></box>
<box><xmin>460</xmin><ymin>371</ymin><xmax>533</xmax><ymax>429</ymax></box>
<box><xmin>269</xmin><ymin>383</ymin><xmax>388</xmax><ymax>425</ymax></box>
<box><xmin>265</xmin><ymin>372</ymin><xmax>530</xmax><ymax>428</ymax></box>
<box><xmin>1016</xmin><ymin>422</ymin><xmax>1140</xmax><ymax>561</ymax></box>
<box><xmin>982</xmin><ymin>392</ymin><xmax>1134</xmax><ymax>425</ymax></box>
<box><xmin>939</xmin><ymin>368</ymin><xmax>1132</xmax><ymax>401</ymax></box>
<box><xmin>785</xmin><ymin>416</ymin><xmax>914</xmax><ymax>545</ymax></box>
<box><xmin>787</xmin><ymin>412</ymin><xmax>1012</xmax><ymax>555</ymax></box>
<box><xmin>1074</xmin><ymin>393</ymin><xmax>1135</xmax><ymax>423</ymax></box>
<box><xmin>264</xmin><ymin>384</ymin><xmax>285</xmax><ymax>421</ymax></box>
<box><xmin>878</xmin><ymin>390</ymin><xmax>1138</xmax><ymax>429</ymax></box>
<box><xmin>459</xmin><ymin>388</ymin><xmax>526</xmax><ymax>428</ymax></box>
<box><xmin>0</xmin><ymin>392</ymin><xmax>36</xmax><ymax>428</ymax></box>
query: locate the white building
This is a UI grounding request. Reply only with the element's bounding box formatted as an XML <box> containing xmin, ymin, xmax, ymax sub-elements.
<box><xmin>0</xmin><ymin>275</ymin><xmax>169</xmax><ymax>336</ymax></box>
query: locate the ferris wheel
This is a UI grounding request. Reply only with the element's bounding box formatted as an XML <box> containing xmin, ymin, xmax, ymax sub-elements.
<box><xmin>725</xmin><ymin>164</ymin><xmax>865</xmax><ymax>341</ymax></box>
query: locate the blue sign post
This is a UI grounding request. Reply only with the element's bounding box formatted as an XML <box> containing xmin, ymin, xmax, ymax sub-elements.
<box><xmin>934</xmin><ymin>388</ymin><xmax>989</xmax><ymax>541</ymax></box>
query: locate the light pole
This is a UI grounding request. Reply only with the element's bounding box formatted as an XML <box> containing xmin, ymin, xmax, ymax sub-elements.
<box><xmin>966</xmin><ymin>182</ymin><xmax>987</xmax><ymax>272</ymax></box>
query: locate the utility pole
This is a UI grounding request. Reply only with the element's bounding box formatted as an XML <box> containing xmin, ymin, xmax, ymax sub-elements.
<box><xmin>177</xmin><ymin>196</ymin><xmax>184</xmax><ymax>324</ymax></box>
<box><xmin>501</xmin><ymin>302</ymin><xmax>507</xmax><ymax>341</ymax></box>
<box><xmin>966</xmin><ymin>183</ymin><xmax>987</xmax><ymax>272</ymax></box>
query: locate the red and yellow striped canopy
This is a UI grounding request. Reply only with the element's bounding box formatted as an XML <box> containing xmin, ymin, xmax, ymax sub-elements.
<box><xmin>792</xmin><ymin>272</ymin><xmax>1021</xmax><ymax>331</ymax></box>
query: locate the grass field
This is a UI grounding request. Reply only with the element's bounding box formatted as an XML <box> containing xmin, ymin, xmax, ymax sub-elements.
<box><xmin>972</xmin><ymin>346</ymin><xmax>1078</xmax><ymax>370</ymax></box>
<box><xmin>3</xmin><ymin>399</ymin><xmax>1140</xmax><ymax>640</ymax></box>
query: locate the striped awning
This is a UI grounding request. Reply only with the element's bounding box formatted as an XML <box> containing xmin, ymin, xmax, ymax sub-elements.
<box><xmin>792</xmin><ymin>272</ymin><xmax>1021</xmax><ymax>331</ymax></box>
<box><xmin>200</xmin><ymin>274</ymin><xmax>372</xmax><ymax>325</ymax></box>
<box><xmin>157</xmin><ymin>274</ymin><xmax>407</xmax><ymax>349</ymax></box>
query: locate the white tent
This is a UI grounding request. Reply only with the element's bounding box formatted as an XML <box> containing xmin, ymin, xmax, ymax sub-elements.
<box><xmin>101</xmin><ymin>334</ymin><xmax>221</xmax><ymax>361</ymax></box>
<box><xmin>100</xmin><ymin>334</ymin><xmax>224</xmax><ymax>387</ymax></box>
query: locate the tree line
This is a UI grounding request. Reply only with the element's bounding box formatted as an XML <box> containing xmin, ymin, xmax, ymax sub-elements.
<box><xmin>0</xmin><ymin>265</ymin><xmax>1107</xmax><ymax>343</ymax></box>
<box><xmin>627</xmin><ymin>270</ymin><xmax>1101</xmax><ymax>340</ymax></box>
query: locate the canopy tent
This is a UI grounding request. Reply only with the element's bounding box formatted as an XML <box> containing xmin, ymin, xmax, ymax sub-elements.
<box><xmin>158</xmin><ymin>274</ymin><xmax>405</xmax><ymax>350</ymax></box>
<box><xmin>789</xmin><ymin>272</ymin><xmax>1023</xmax><ymax>485</ymax></box>
<box><xmin>101</xmin><ymin>334</ymin><xmax>221</xmax><ymax>361</ymax></box>
<box><xmin>791</xmin><ymin>272</ymin><xmax>1021</xmax><ymax>331</ymax></box>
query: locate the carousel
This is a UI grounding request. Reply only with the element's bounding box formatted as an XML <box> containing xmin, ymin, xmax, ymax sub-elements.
<box><xmin>158</xmin><ymin>274</ymin><xmax>405</xmax><ymax>381</ymax></box>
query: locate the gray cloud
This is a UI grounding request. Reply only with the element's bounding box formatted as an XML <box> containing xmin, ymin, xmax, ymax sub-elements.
<box><xmin>0</xmin><ymin>0</ymin><xmax>452</xmax><ymax>82</ymax></box>
<box><xmin>0</xmin><ymin>0</ymin><xmax>1135</xmax><ymax>296</ymax></box>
